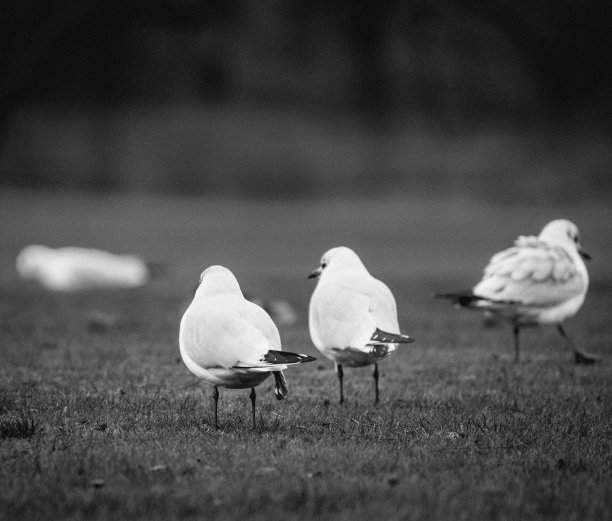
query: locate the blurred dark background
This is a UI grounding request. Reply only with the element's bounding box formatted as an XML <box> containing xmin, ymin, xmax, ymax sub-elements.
<box><xmin>1</xmin><ymin>0</ymin><xmax>612</xmax><ymax>202</ymax></box>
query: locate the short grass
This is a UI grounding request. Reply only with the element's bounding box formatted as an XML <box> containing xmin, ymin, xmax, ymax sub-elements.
<box><xmin>1</xmin><ymin>190</ymin><xmax>612</xmax><ymax>520</ymax></box>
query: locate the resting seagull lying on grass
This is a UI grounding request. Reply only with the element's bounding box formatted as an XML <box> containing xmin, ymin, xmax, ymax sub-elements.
<box><xmin>16</xmin><ymin>245</ymin><xmax>151</xmax><ymax>291</ymax></box>
<box><xmin>436</xmin><ymin>219</ymin><xmax>597</xmax><ymax>364</ymax></box>
<box><xmin>179</xmin><ymin>266</ymin><xmax>315</xmax><ymax>430</ymax></box>
<box><xmin>308</xmin><ymin>246</ymin><xmax>415</xmax><ymax>404</ymax></box>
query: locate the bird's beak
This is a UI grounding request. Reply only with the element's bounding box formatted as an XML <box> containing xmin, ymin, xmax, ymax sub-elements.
<box><xmin>579</xmin><ymin>248</ymin><xmax>591</xmax><ymax>261</ymax></box>
<box><xmin>308</xmin><ymin>267</ymin><xmax>322</xmax><ymax>279</ymax></box>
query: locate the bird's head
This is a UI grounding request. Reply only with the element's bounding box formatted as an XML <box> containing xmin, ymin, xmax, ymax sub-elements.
<box><xmin>308</xmin><ymin>246</ymin><xmax>366</xmax><ymax>280</ymax></box>
<box><xmin>539</xmin><ymin>219</ymin><xmax>590</xmax><ymax>261</ymax></box>
<box><xmin>195</xmin><ymin>265</ymin><xmax>243</xmax><ymax>297</ymax></box>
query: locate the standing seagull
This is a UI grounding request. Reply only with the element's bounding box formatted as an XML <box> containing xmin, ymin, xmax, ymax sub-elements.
<box><xmin>179</xmin><ymin>266</ymin><xmax>315</xmax><ymax>429</ymax></box>
<box><xmin>308</xmin><ymin>247</ymin><xmax>415</xmax><ymax>404</ymax></box>
<box><xmin>436</xmin><ymin>219</ymin><xmax>596</xmax><ymax>364</ymax></box>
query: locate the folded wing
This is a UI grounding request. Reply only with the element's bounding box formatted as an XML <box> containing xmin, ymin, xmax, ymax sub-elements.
<box><xmin>474</xmin><ymin>236</ymin><xmax>585</xmax><ymax>307</ymax></box>
<box><xmin>233</xmin><ymin>350</ymin><xmax>317</xmax><ymax>368</ymax></box>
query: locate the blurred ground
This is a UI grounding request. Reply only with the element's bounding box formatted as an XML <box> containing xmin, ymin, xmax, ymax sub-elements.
<box><xmin>1</xmin><ymin>190</ymin><xmax>612</xmax><ymax>521</ymax></box>
<box><xmin>1</xmin><ymin>189</ymin><xmax>611</xmax><ymax>331</ymax></box>
<box><xmin>2</xmin><ymin>188</ymin><xmax>611</xmax><ymax>281</ymax></box>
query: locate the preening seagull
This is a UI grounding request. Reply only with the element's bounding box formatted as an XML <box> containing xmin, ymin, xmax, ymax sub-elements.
<box><xmin>435</xmin><ymin>219</ymin><xmax>597</xmax><ymax>364</ymax></box>
<box><xmin>179</xmin><ymin>266</ymin><xmax>316</xmax><ymax>429</ymax></box>
<box><xmin>16</xmin><ymin>245</ymin><xmax>150</xmax><ymax>291</ymax></box>
<box><xmin>308</xmin><ymin>246</ymin><xmax>415</xmax><ymax>404</ymax></box>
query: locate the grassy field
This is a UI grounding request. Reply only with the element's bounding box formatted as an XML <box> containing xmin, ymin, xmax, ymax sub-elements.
<box><xmin>1</xmin><ymin>189</ymin><xmax>611</xmax><ymax>520</ymax></box>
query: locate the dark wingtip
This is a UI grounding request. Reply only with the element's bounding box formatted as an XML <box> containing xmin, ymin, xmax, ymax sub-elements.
<box><xmin>273</xmin><ymin>371</ymin><xmax>288</xmax><ymax>400</ymax></box>
<box><xmin>298</xmin><ymin>354</ymin><xmax>317</xmax><ymax>363</ymax></box>
<box><xmin>370</xmin><ymin>328</ymin><xmax>416</xmax><ymax>344</ymax></box>
<box><xmin>264</xmin><ymin>350</ymin><xmax>317</xmax><ymax>364</ymax></box>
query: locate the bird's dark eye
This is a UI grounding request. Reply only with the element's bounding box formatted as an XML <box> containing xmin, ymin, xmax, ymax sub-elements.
<box><xmin>321</xmin><ymin>262</ymin><xmax>327</xmax><ymax>268</ymax></box>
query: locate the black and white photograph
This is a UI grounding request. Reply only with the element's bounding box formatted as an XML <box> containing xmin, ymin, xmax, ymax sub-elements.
<box><xmin>1</xmin><ymin>1</ymin><xmax>611</xmax><ymax>519</ymax></box>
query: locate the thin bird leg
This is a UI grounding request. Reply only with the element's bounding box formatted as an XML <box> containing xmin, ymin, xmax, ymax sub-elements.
<box><xmin>373</xmin><ymin>362</ymin><xmax>380</xmax><ymax>404</ymax></box>
<box><xmin>212</xmin><ymin>385</ymin><xmax>220</xmax><ymax>429</ymax></box>
<box><xmin>512</xmin><ymin>325</ymin><xmax>520</xmax><ymax>363</ymax></box>
<box><xmin>558</xmin><ymin>325</ymin><xmax>599</xmax><ymax>365</ymax></box>
<box><xmin>336</xmin><ymin>363</ymin><xmax>344</xmax><ymax>404</ymax></box>
<box><xmin>250</xmin><ymin>387</ymin><xmax>257</xmax><ymax>430</ymax></box>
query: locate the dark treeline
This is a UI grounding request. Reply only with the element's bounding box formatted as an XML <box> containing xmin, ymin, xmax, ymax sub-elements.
<box><xmin>2</xmin><ymin>0</ymin><xmax>612</xmax><ymax>127</ymax></box>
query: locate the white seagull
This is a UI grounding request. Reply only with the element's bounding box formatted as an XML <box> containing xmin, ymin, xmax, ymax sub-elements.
<box><xmin>179</xmin><ymin>266</ymin><xmax>316</xmax><ymax>429</ymax></box>
<box><xmin>436</xmin><ymin>219</ymin><xmax>597</xmax><ymax>364</ymax></box>
<box><xmin>16</xmin><ymin>245</ymin><xmax>150</xmax><ymax>291</ymax></box>
<box><xmin>308</xmin><ymin>246</ymin><xmax>415</xmax><ymax>404</ymax></box>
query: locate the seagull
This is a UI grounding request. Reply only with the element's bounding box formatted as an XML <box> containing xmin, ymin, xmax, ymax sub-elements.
<box><xmin>308</xmin><ymin>246</ymin><xmax>415</xmax><ymax>404</ymax></box>
<box><xmin>16</xmin><ymin>245</ymin><xmax>151</xmax><ymax>291</ymax></box>
<box><xmin>435</xmin><ymin>219</ymin><xmax>597</xmax><ymax>364</ymax></box>
<box><xmin>179</xmin><ymin>266</ymin><xmax>316</xmax><ymax>429</ymax></box>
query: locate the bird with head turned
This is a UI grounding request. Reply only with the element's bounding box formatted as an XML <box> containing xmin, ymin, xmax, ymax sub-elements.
<box><xmin>436</xmin><ymin>219</ymin><xmax>597</xmax><ymax>364</ymax></box>
<box><xmin>308</xmin><ymin>246</ymin><xmax>415</xmax><ymax>404</ymax></box>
